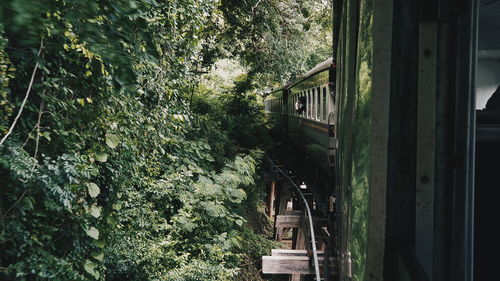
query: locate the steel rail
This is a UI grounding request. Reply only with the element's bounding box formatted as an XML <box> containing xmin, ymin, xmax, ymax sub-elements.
<box><xmin>267</xmin><ymin>157</ymin><xmax>321</xmax><ymax>280</ymax></box>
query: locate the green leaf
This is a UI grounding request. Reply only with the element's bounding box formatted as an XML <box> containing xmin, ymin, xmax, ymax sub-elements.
<box><xmin>106</xmin><ymin>216</ymin><xmax>118</xmax><ymax>225</ymax></box>
<box><xmin>86</xmin><ymin>227</ymin><xmax>99</xmax><ymax>240</ymax></box>
<box><xmin>84</xmin><ymin>259</ymin><xmax>100</xmax><ymax>279</ymax></box>
<box><xmin>105</xmin><ymin>133</ymin><xmax>120</xmax><ymax>149</ymax></box>
<box><xmin>95</xmin><ymin>153</ymin><xmax>108</xmax><ymax>162</ymax></box>
<box><xmin>94</xmin><ymin>240</ymin><xmax>105</xmax><ymax>248</ymax></box>
<box><xmin>41</xmin><ymin>131</ymin><xmax>51</xmax><ymax>141</ymax></box>
<box><xmin>87</xmin><ymin>183</ymin><xmax>100</xmax><ymax>198</ymax></box>
<box><xmin>92</xmin><ymin>252</ymin><xmax>104</xmax><ymax>262</ymax></box>
<box><xmin>235</xmin><ymin>219</ymin><xmax>243</xmax><ymax>226</ymax></box>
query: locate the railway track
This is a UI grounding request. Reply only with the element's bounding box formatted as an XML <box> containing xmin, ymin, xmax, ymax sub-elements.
<box><xmin>262</xmin><ymin>157</ymin><xmax>336</xmax><ymax>281</ymax></box>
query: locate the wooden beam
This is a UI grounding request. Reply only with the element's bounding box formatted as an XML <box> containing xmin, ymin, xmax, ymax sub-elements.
<box><xmin>275</xmin><ymin>215</ymin><xmax>329</xmax><ymax>228</ymax></box>
<box><xmin>295</xmin><ymin>225</ymin><xmax>306</xmax><ymax>250</ymax></box>
<box><xmin>275</xmin><ymin>185</ymin><xmax>292</xmax><ymax>241</ymax></box>
<box><xmin>272</xmin><ymin>249</ymin><xmax>325</xmax><ymax>256</ymax></box>
<box><xmin>275</xmin><ymin>215</ymin><xmax>301</xmax><ymax>228</ymax></box>
<box><xmin>262</xmin><ymin>256</ymin><xmax>335</xmax><ymax>274</ymax></box>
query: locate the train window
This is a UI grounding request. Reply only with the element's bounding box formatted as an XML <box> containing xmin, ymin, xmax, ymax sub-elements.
<box><xmin>308</xmin><ymin>90</ymin><xmax>314</xmax><ymax>119</ymax></box>
<box><xmin>294</xmin><ymin>94</ymin><xmax>296</xmax><ymax>115</ymax></box>
<box><xmin>304</xmin><ymin>91</ymin><xmax>309</xmax><ymax>118</ymax></box>
<box><xmin>313</xmin><ymin>88</ymin><xmax>316</xmax><ymax>120</ymax></box>
<box><xmin>303</xmin><ymin>92</ymin><xmax>306</xmax><ymax>117</ymax></box>
<box><xmin>307</xmin><ymin>91</ymin><xmax>310</xmax><ymax>118</ymax></box>
<box><xmin>304</xmin><ymin>92</ymin><xmax>307</xmax><ymax>117</ymax></box>
<box><xmin>307</xmin><ymin>90</ymin><xmax>311</xmax><ymax>119</ymax></box>
<box><xmin>476</xmin><ymin>1</ymin><xmax>500</xmax><ymax>110</ymax></box>
<box><xmin>299</xmin><ymin>92</ymin><xmax>302</xmax><ymax>117</ymax></box>
<box><xmin>317</xmin><ymin>87</ymin><xmax>321</xmax><ymax>120</ymax></box>
<box><xmin>310</xmin><ymin>90</ymin><xmax>313</xmax><ymax>119</ymax></box>
<box><xmin>296</xmin><ymin>94</ymin><xmax>299</xmax><ymax>116</ymax></box>
<box><xmin>297</xmin><ymin>94</ymin><xmax>300</xmax><ymax>116</ymax></box>
<box><xmin>312</xmin><ymin>88</ymin><xmax>315</xmax><ymax>119</ymax></box>
<box><xmin>295</xmin><ymin>95</ymin><xmax>298</xmax><ymax>116</ymax></box>
<box><xmin>475</xmin><ymin>2</ymin><xmax>500</xmax><ymax>279</ymax></box>
<box><xmin>299</xmin><ymin>94</ymin><xmax>302</xmax><ymax>116</ymax></box>
<box><xmin>299</xmin><ymin>92</ymin><xmax>306</xmax><ymax>117</ymax></box>
<box><xmin>289</xmin><ymin>97</ymin><xmax>292</xmax><ymax>115</ymax></box>
<box><xmin>323</xmin><ymin>87</ymin><xmax>327</xmax><ymax>121</ymax></box>
<box><xmin>296</xmin><ymin>95</ymin><xmax>298</xmax><ymax>116</ymax></box>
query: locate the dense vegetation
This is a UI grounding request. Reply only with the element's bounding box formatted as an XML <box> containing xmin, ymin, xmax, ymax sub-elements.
<box><xmin>0</xmin><ymin>0</ymin><xmax>331</xmax><ymax>280</ymax></box>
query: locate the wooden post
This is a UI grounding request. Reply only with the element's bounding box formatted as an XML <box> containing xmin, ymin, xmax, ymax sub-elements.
<box><xmin>267</xmin><ymin>181</ymin><xmax>276</xmax><ymax>218</ymax></box>
<box><xmin>275</xmin><ymin>185</ymin><xmax>292</xmax><ymax>241</ymax></box>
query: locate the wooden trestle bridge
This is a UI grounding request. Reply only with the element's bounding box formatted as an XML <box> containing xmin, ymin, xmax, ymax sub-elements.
<box><xmin>262</xmin><ymin>158</ymin><xmax>336</xmax><ymax>281</ymax></box>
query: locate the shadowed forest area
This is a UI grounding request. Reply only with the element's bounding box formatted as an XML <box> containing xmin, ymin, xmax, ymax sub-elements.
<box><xmin>0</xmin><ymin>0</ymin><xmax>331</xmax><ymax>280</ymax></box>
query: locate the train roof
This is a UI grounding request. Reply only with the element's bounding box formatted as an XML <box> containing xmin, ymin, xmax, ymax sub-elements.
<box><xmin>302</xmin><ymin>57</ymin><xmax>334</xmax><ymax>79</ymax></box>
<box><xmin>287</xmin><ymin>57</ymin><xmax>334</xmax><ymax>89</ymax></box>
<box><xmin>265</xmin><ymin>57</ymin><xmax>334</xmax><ymax>96</ymax></box>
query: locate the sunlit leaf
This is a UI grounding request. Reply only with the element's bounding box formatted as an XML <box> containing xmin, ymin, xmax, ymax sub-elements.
<box><xmin>87</xmin><ymin>183</ymin><xmax>100</xmax><ymax>198</ymax></box>
<box><xmin>86</xmin><ymin>227</ymin><xmax>99</xmax><ymax>240</ymax></box>
<box><xmin>105</xmin><ymin>133</ymin><xmax>120</xmax><ymax>149</ymax></box>
<box><xmin>84</xmin><ymin>259</ymin><xmax>100</xmax><ymax>279</ymax></box>
<box><xmin>90</xmin><ymin>205</ymin><xmax>101</xmax><ymax>218</ymax></box>
<box><xmin>95</xmin><ymin>153</ymin><xmax>108</xmax><ymax>162</ymax></box>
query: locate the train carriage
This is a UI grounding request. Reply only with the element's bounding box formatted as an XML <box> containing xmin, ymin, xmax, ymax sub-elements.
<box><xmin>287</xmin><ymin>58</ymin><xmax>336</xmax><ymax>175</ymax></box>
<box><xmin>264</xmin><ymin>0</ymin><xmax>497</xmax><ymax>280</ymax></box>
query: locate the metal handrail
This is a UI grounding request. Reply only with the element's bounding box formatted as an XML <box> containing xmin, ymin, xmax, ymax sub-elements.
<box><xmin>267</xmin><ymin>157</ymin><xmax>321</xmax><ymax>280</ymax></box>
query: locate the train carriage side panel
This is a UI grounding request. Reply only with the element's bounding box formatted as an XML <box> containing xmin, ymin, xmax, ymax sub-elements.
<box><xmin>264</xmin><ymin>88</ymin><xmax>287</xmax><ymax>141</ymax></box>
<box><xmin>287</xmin><ymin>60</ymin><xmax>335</xmax><ymax>175</ymax></box>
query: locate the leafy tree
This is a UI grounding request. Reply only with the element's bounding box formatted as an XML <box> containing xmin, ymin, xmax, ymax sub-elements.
<box><xmin>0</xmin><ymin>0</ymin><xmax>331</xmax><ymax>280</ymax></box>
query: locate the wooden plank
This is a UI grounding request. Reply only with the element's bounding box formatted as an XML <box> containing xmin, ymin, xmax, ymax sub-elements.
<box><xmin>275</xmin><ymin>215</ymin><xmax>301</xmax><ymax>228</ymax></box>
<box><xmin>285</xmin><ymin>210</ymin><xmax>303</xmax><ymax>215</ymax></box>
<box><xmin>275</xmin><ymin>215</ymin><xmax>329</xmax><ymax>228</ymax></box>
<box><xmin>281</xmin><ymin>239</ymin><xmax>292</xmax><ymax>248</ymax></box>
<box><xmin>272</xmin><ymin>249</ymin><xmax>325</xmax><ymax>256</ymax></box>
<box><xmin>262</xmin><ymin>256</ymin><xmax>335</xmax><ymax>274</ymax></box>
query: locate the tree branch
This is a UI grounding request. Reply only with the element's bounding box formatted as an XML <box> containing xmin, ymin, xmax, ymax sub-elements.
<box><xmin>29</xmin><ymin>101</ymin><xmax>44</xmax><ymax>177</ymax></box>
<box><xmin>0</xmin><ymin>39</ymin><xmax>44</xmax><ymax>146</ymax></box>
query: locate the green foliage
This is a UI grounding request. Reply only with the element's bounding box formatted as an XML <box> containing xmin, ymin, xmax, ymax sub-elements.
<box><xmin>219</xmin><ymin>0</ymin><xmax>333</xmax><ymax>86</ymax></box>
<box><xmin>0</xmin><ymin>0</ymin><xmax>330</xmax><ymax>280</ymax></box>
<box><xmin>0</xmin><ymin>25</ymin><xmax>15</xmax><ymax>133</ymax></box>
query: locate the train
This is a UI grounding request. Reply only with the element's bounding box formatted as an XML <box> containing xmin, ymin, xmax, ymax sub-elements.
<box><xmin>263</xmin><ymin>0</ymin><xmax>499</xmax><ymax>281</ymax></box>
